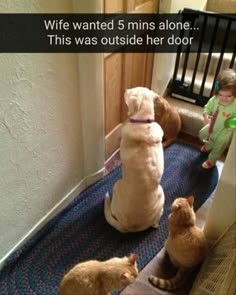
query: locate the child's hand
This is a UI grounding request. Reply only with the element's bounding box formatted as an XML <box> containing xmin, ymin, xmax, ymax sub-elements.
<box><xmin>203</xmin><ymin>114</ymin><xmax>212</xmax><ymax>124</ymax></box>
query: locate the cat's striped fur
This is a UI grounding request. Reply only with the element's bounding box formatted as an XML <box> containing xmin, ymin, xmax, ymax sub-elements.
<box><xmin>148</xmin><ymin>196</ymin><xmax>208</xmax><ymax>290</ymax></box>
<box><xmin>149</xmin><ymin>267</ymin><xmax>187</xmax><ymax>290</ymax></box>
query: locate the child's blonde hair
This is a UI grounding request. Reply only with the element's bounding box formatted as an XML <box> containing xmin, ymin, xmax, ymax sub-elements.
<box><xmin>215</xmin><ymin>68</ymin><xmax>236</xmax><ymax>96</ymax></box>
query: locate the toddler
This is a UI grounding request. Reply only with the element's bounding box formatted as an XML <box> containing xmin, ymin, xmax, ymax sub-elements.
<box><xmin>199</xmin><ymin>68</ymin><xmax>236</xmax><ymax>169</ymax></box>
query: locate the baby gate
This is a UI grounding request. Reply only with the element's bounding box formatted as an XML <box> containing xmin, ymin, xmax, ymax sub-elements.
<box><xmin>170</xmin><ymin>8</ymin><xmax>236</xmax><ymax>106</ymax></box>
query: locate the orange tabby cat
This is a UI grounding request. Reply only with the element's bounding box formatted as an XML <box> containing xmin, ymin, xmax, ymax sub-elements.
<box><xmin>149</xmin><ymin>196</ymin><xmax>208</xmax><ymax>290</ymax></box>
<box><xmin>60</xmin><ymin>254</ymin><xmax>138</xmax><ymax>295</ymax></box>
<box><xmin>154</xmin><ymin>95</ymin><xmax>181</xmax><ymax>148</ymax></box>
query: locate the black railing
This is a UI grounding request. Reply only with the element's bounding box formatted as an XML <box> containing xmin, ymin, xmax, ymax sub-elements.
<box><xmin>170</xmin><ymin>9</ymin><xmax>236</xmax><ymax>106</ymax></box>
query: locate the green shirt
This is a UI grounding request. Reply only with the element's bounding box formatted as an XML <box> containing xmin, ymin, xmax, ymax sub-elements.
<box><xmin>203</xmin><ymin>95</ymin><xmax>236</xmax><ymax>135</ymax></box>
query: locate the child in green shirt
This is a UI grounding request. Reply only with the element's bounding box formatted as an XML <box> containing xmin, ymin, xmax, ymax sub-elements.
<box><xmin>199</xmin><ymin>69</ymin><xmax>236</xmax><ymax>169</ymax></box>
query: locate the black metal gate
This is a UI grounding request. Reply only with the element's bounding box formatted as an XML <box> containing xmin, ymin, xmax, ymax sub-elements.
<box><xmin>170</xmin><ymin>9</ymin><xmax>236</xmax><ymax>106</ymax></box>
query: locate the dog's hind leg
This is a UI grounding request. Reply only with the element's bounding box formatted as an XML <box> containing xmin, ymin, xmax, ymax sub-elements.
<box><xmin>104</xmin><ymin>193</ymin><xmax>127</xmax><ymax>233</ymax></box>
<box><xmin>152</xmin><ymin>186</ymin><xmax>165</xmax><ymax>228</ymax></box>
<box><xmin>152</xmin><ymin>207</ymin><xmax>164</xmax><ymax>228</ymax></box>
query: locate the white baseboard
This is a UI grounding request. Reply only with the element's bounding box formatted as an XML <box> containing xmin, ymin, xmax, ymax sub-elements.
<box><xmin>0</xmin><ymin>167</ymin><xmax>105</xmax><ymax>270</ymax></box>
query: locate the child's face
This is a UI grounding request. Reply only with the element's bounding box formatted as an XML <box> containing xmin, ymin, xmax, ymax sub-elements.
<box><xmin>217</xmin><ymin>89</ymin><xmax>235</xmax><ymax>105</ymax></box>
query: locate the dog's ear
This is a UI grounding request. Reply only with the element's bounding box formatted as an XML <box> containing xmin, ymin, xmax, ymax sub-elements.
<box><xmin>150</xmin><ymin>90</ymin><xmax>160</xmax><ymax>101</ymax></box>
<box><xmin>125</xmin><ymin>89</ymin><xmax>142</xmax><ymax>115</ymax></box>
<box><xmin>124</xmin><ymin>89</ymin><xmax>131</xmax><ymax>106</ymax></box>
<box><xmin>128</xmin><ymin>96</ymin><xmax>142</xmax><ymax>114</ymax></box>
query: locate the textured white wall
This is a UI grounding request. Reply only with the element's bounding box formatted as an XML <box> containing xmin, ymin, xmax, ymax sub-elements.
<box><xmin>0</xmin><ymin>0</ymin><xmax>73</xmax><ymax>13</ymax></box>
<box><xmin>0</xmin><ymin>53</ymin><xmax>84</xmax><ymax>257</ymax></box>
<box><xmin>0</xmin><ymin>0</ymin><xmax>104</xmax><ymax>262</ymax></box>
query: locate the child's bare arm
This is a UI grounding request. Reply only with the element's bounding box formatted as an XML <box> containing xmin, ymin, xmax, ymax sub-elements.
<box><xmin>203</xmin><ymin>113</ymin><xmax>212</xmax><ymax>124</ymax></box>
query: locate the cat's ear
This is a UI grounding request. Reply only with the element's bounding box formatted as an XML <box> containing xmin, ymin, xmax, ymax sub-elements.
<box><xmin>128</xmin><ymin>253</ymin><xmax>138</xmax><ymax>265</ymax></box>
<box><xmin>187</xmin><ymin>196</ymin><xmax>194</xmax><ymax>207</ymax></box>
<box><xmin>172</xmin><ymin>204</ymin><xmax>180</xmax><ymax>211</ymax></box>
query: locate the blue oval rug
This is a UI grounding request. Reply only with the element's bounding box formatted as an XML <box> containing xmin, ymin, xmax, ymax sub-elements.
<box><xmin>0</xmin><ymin>142</ymin><xmax>219</xmax><ymax>295</ymax></box>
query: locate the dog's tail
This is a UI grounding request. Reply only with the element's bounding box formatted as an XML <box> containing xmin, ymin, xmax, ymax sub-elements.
<box><xmin>104</xmin><ymin>193</ymin><xmax>126</xmax><ymax>233</ymax></box>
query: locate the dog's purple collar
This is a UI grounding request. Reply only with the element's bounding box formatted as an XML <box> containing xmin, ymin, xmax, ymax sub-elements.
<box><xmin>129</xmin><ymin>118</ymin><xmax>155</xmax><ymax>123</ymax></box>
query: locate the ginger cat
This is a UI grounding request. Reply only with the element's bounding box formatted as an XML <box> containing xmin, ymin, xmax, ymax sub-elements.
<box><xmin>60</xmin><ymin>254</ymin><xmax>138</xmax><ymax>295</ymax></box>
<box><xmin>154</xmin><ymin>95</ymin><xmax>181</xmax><ymax>148</ymax></box>
<box><xmin>149</xmin><ymin>196</ymin><xmax>208</xmax><ymax>290</ymax></box>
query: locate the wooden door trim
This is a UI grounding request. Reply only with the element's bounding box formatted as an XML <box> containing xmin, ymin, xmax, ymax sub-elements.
<box><xmin>105</xmin><ymin>123</ymin><xmax>122</xmax><ymax>159</ymax></box>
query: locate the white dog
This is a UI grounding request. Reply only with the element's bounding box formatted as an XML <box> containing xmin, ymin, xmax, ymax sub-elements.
<box><xmin>104</xmin><ymin>87</ymin><xmax>165</xmax><ymax>232</ymax></box>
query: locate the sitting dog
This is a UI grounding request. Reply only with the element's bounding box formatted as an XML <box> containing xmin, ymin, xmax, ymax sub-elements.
<box><xmin>104</xmin><ymin>87</ymin><xmax>165</xmax><ymax>233</ymax></box>
<box><xmin>154</xmin><ymin>95</ymin><xmax>181</xmax><ymax>148</ymax></box>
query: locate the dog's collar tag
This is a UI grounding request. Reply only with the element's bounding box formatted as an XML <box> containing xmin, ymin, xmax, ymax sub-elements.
<box><xmin>129</xmin><ymin>118</ymin><xmax>155</xmax><ymax>124</ymax></box>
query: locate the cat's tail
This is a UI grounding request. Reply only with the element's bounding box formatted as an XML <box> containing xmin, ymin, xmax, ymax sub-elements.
<box><xmin>148</xmin><ymin>267</ymin><xmax>187</xmax><ymax>290</ymax></box>
<box><xmin>104</xmin><ymin>193</ymin><xmax>127</xmax><ymax>233</ymax></box>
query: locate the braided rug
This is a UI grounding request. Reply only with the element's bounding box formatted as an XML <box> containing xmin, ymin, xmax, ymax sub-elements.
<box><xmin>0</xmin><ymin>142</ymin><xmax>219</xmax><ymax>295</ymax></box>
